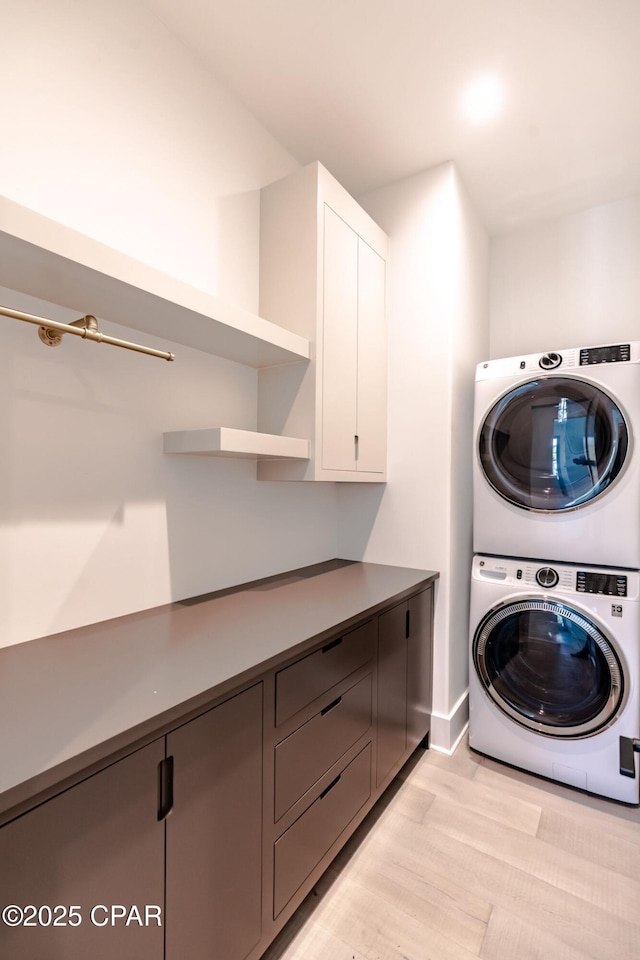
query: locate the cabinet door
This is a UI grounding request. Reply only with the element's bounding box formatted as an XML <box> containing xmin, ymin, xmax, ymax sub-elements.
<box><xmin>406</xmin><ymin>588</ymin><xmax>434</xmax><ymax>750</ymax></box>
<box><xmin>0</xmin><ymin>741</ymin><xmax>165</xmax><ymax>960</ymax></box>
<box><xmin>356</xmin><ymin>238</ymin><xmax>386</xmax><ymax>474</ymax></box>
<box><xmin>165</xmin><ymin>683</ymin><xmax>263</xmax><ymax>960</ymax></box>
<box><xmin>258</xmin><ymin>163</ymin><xmax>387</xmax><ymax>482</ymax></box>
<box><xmin>322</xmin><ymin>204</ymin><xmax>358</xmax><ymax>471</ymax></box>
<box><xmin>376</xmin><ymin>601</ymin><xmax>408</xmax><ymax>786</ymax></box>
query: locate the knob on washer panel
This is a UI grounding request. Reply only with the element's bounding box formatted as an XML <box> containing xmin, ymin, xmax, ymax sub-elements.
<box><xmin>539</xmin><ymin>352</ymin><xmax>562</xmax><ymax>370</ymax></box>
<box><xmin>536</xmin><ymin>566</ymin><xmax>559</xmax><ymax>588</ymax></box>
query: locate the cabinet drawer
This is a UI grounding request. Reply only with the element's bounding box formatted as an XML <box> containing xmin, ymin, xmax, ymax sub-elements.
<box><xmin>274</xmin><ymin>674</ymin><xmax>372</xmax><ymax>821</ymax></box>
<box><xmin>275</xmin><ymin>619</ymin><xmax>375</xmax><ymax>726</ymax></box>
<box><xmin>273</xmin><ymin>743</ymin><xmax>372</xmax><ymax>918</ymax></box>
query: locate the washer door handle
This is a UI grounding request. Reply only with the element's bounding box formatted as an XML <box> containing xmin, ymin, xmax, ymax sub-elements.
<box><xmin>619</xmin><ymin>736</ymin><xmax>640</xmax><ymax>778</ymax></box>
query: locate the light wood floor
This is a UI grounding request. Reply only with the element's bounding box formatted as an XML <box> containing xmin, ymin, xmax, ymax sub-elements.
<box><xmin>263</xmin><ymin>736</ymin><xmax>640</xmax><ymax>960</ymax></box>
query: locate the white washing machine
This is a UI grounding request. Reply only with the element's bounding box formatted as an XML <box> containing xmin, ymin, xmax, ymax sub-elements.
<box><xmin>469</xmin><ymin>554</ymin><xmax>640</xmax><ymax>803</ymax></box>
<box><xmin>473</xmin><ymin>340</ymin><xmax>640</xmax><ymax>567</ymax></box>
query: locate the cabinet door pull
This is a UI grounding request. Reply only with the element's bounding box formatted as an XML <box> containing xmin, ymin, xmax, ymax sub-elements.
<box><xmin>320</xmin><ymin>774</ymin><xmax>341</xmax><ymax>799</ymax></box>
<box><xmin>405</xmin><ymin>609</ymin><xmax>411</xmax><ymax>639</ymax></box>
<box><xmin>321</xmin><ymin>696</ymin><xmax>342</xmax><ymax>716</ymax></box>
<box><xmin>158</xmin><ymin>756</ymin><xmax>174</xmax><ymax>821</ymax></box>
<box><xmin>355</xmin><ymin>435</ymin><xmax>359</xmax><ymax>461</ymax></box>
<box><xmin>322</xmin><ymin>637</ymin><xmax>343</xmax><ymax>654</ymax></box>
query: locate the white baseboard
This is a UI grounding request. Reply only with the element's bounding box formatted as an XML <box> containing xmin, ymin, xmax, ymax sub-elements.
<box><xmin>429</xmin><ymin>689</ymin><xmax>469</xmax><ymax>755</ymax></box>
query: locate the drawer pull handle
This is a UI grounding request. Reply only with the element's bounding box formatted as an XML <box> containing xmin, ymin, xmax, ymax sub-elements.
<box><xmin>322</xmin><ymin>637</ymin><xmax>343</xmax><ymax>654</ymax></box>
<box><xmin>158</xmin><ymin>756</ymin><xmax>174</xmax><ymax>821</ymax></box>
<box><xmin>320</xmin><ymin>774</ymin><xmax>341</xmax><ymax>799</ymax></box>
<box><xmin>321</xmin><ymin>696</ymin><xmax>342</xmax><ymax>716</ymax></box>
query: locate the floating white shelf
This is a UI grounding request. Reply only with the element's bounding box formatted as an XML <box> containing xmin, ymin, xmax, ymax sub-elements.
<box><xmin>163</xmin><ymin>428</ymin><xmax>310</xmax><ymax>461</ymax></box>
<box><xmin>0</xmin><ymin>195</ymin><xmax>310</xmax><ymax>368</ymax></box>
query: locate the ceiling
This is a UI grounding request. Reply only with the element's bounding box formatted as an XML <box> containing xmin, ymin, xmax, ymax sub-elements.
<box><xmin>143</xmin><ymin>0</ymin><xmax>640</xmax><ymax>235</ymax></box>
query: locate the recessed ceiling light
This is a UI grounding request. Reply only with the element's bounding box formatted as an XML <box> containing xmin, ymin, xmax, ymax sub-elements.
<box><xmin>461</xmin><ymin>75</ymin><xmax>506</xmax><ymax>124</ymax></box>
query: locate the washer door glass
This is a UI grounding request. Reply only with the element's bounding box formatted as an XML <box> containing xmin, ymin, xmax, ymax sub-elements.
<box><xmin>474</xmin><ymin>599</ymin><xmax>624</xmax><ymax>738</ymax></box>
<box><xmin>479</xmin><ymin>378</ymin><xmax>628</xmax><ymax>511</ymax></box>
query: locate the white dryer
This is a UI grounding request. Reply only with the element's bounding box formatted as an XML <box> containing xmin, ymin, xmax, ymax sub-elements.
<box><xmin>469</xmin><ymin>554</ymin><xmax>640</xmax><ymax>804</ymax></box>
<box><xmin>473</xmin><ymin>340</ymin><xmax>640</xmax><ymax>567</ymax></box>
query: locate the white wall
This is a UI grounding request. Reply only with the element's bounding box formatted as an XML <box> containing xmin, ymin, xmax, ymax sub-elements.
<box><xmin>0</xmin><ymin>0</ymin><xmax>297</xmax><ymax>311</ymax></box>
<box><xmin>338</xmin><ymin>162</ymin><xmax>489</xmax><ymax>751</ymax></box>
<box><xmin>0</xmin><ymin>0</ymin><xmax>338</xmax><ymax>648</ymax></box>
<box><xmin>491</xmin><ymin>194</ymin><xmax>640</xmax><ymax>357</ymax></box>
<box><xmin>448</xmin><ymin>169</ymin><xmax>491</xmax><ymax>716</ymax></box>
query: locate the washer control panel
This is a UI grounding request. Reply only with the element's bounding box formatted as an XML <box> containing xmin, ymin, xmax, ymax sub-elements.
<box><xmin>576</xmin><ymin>571</ymin><xmax>627</xmax><ymax>597</ymax></box>
<box><xmin>475</xmin><ymin>340</ymin><xmax>639</xmax><ymax>381</ymax></box>
<box><xmin>473</xmin><ymin>556</ymin><xmax>638</xmax><ymax>600</ymax></box>
<box><xmin>579</xmin><ymin>343</ymin><xmax>630</xmax><ymax>365</ymax></box>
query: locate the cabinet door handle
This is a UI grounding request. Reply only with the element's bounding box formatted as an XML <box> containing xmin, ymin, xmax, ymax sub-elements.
<box><xmin>322</xmin><ymin>637</ymin><xmax>343</xmax><ymax>654</ymax></box>
<box><xmin>158</xmin><ymin>756</ymin><xmax>174</xmax><ymax>821</ymax></box>
<box><xmin>405</xmin><ymin>609</ymin><xmax>411</xmax><ymax>639</ymax></box>
<box><xmin>320</xmin><ymin>774</ymin><xmax>341</xmax><ymax>799</ymax></box>
<box><xmin>321</xmin><ymin>696</ymin><xmax>342</xmax><ymax>716</ymax></box>
<box><xmin>355</xmin><ymin>435</ymin><xmax>359</xmax><ymax>461</ymax></box>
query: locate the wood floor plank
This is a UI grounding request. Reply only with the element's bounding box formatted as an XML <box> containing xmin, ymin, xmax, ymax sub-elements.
<box><xmin>312</xmin><ymin>874</ymin><xmax>482</xmax><ymax>960</ymax></box>
<box><xmin>370</xmin><ymin>806</ymin><xmax>640</xmax><ymax>960</ymax></box>
<box><xmin>350</xmin><ymin>854</ymin><xmax>490</xmax><ymax>954</ymax></box>
<box><xmin>262</xmin><ymin>915</ymin><xmax>370</xmax><ymax>960</ymax></box>
<box><xmin>423</xmin><ymin>794</ymin><xmax>640</xmax><ymax>923</ymax></box>
<box><xmin>480</xmin><ymin>906</ymin><xmax>601</xmax><ymax>960</ymax></box>
<box><xmin>388</xmin><ymin>776</ymin><xmax>438</xmax><ymax>823</ymax></box>
<box><xmin>473</xmin><ymin>751</ymin><xmax>640</xmax><ymax>840</ymax></box>
<box><xmin>402</xmin><ymin>755</ymin><xmax>542</xmax><ymax>836</ymax></box>
<box><xmin>398</xmin><ymin>742</ymin><xmax>483</xmax><ymax>782</ymax></box>
<box><xmin>536</xmin><ymin>806</ymin><xmax>640</xmax><ymax>882</ymax></box>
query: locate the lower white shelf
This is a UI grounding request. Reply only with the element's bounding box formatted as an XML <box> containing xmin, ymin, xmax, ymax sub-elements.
<box><xmin>163</xmin><ymin>427</ymin><xmax>310</xmax><ymax>461</ymax></box>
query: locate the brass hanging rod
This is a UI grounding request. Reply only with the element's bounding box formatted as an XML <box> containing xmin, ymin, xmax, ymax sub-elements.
<box><xmin>0</xmin><ymin>304</ymin><xmax>175</xmax><ymax>361</ymax></box>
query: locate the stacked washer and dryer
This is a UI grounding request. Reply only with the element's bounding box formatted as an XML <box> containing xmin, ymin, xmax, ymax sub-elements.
<box><xmin>469</xmin><ymin>341</ymin><xmax>640</xmax><ymax>803</ymax></box>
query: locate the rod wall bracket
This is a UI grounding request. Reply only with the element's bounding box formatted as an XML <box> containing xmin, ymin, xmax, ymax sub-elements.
<box><xmin>38</xmin><ymin>314</ymin><xmax>98</xmax><ymax>347</ymax></box>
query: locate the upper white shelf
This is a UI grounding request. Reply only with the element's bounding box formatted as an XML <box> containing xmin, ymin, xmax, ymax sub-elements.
<box><xmin>0</xmin><ymin>196</ymin><xmax>310</xmax><ymax>368</ymax></box>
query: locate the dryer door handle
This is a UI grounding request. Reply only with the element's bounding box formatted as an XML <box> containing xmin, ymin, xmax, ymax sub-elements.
<box><xmin>619</xmin><ymin>736</ymin><xmax>640</xmax><ymax>778</ymax></box>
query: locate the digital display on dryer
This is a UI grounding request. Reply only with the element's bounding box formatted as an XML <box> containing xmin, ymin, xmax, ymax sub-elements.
<box><xmin>576</xmin><ymin>571</ymin><xmax>627</xmax><ymax>596</ymax></box>
<box><xmin>579</xmin><ymin>344</ymin><xmax>630</xmax><ymax>364</ymax></box>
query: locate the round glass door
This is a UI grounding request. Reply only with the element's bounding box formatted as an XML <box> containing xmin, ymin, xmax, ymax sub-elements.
<box><xmin>473</xmin><ymin>599</ymin><xmax>624</xmax><ymax>738</ymax></box>
<box><xmin>479</xmin><ymin>378</ymin><xmax>628</xmax><ymax>511</ymax></box>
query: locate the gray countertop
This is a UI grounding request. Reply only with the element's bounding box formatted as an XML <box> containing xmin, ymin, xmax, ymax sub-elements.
<box><xmin>0</xmin><ymin>559</ymin><xmax>437</xmax><ymax>821</ymax></box>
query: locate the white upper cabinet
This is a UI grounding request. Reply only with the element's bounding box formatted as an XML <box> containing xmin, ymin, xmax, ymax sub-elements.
<box><xmin>257</xmin><ymin>163</ymin><xmax>388</xmax><ymax>482</ymax></box>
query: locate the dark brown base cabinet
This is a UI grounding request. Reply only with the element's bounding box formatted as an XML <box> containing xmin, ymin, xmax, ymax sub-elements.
<box><xmin>0</xmin><ymin>580</ymin><xmax>434</xmax><ymax>960</ymax></box>
<box><xmin>165</xmin><ymin>683</ymin><xmax>263</xmax><ymax>960</ymax></box>
<box><xmin>406</xmin><ymin>587</ymin><xmax>434</xmax><ymax>752</ymax></box>
<box><xmin>0</xmin><ymin>685</ymin><xmax>263</xmax><ymax>960</ymax></box>
<box><xmin>377</xmin><ymin>587</ymin><xmax>434</xmax><ymax>787</ymax></box>
<box><xmin>0</xmin><ymin>740</ymin><xmax>166</xmax><ymax>959</ymax></box>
